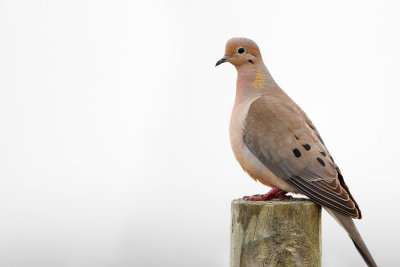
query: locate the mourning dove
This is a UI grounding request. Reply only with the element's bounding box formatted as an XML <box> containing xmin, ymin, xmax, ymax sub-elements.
<box><xmin>216</xmin><ymin>37</ymin><xmax>377</xmax><ymax>267</ymax></box>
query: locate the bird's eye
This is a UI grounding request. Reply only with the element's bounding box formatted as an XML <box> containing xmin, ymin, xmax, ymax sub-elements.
<box><xmin>237</xmin><ymin>47</ymin><xmax>246</xmax><ymax>54</ymax></box>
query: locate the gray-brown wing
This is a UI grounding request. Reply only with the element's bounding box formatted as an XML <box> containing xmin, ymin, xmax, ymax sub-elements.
<box><xmin>243</xmin><ymin>95</ymin><xmax>361</xmax><ymax>218</ymax></box>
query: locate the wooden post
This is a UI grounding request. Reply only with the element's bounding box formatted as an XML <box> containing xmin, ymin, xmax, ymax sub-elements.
<box><xmin>230</xmin><ymin>198</ymin><xmax>321</xmax><ymax>267</ymax></box>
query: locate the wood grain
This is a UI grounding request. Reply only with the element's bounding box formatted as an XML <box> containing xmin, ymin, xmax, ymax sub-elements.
<box><xmin>230</xmin><ymin>198</ymin><xmax>321</xmax><ymax>267</ymax></box>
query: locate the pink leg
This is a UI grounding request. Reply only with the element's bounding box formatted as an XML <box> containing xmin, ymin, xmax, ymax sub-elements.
<box><xmin>243</xmin><ymin>187</ymin><xmax>291</xmax><ymax>201</ymax></box>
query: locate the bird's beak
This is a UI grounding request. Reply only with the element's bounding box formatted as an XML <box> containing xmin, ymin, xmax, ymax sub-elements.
<box><xmin>215</xmin><ymin>56</ymin><xmax>231</xmax><ymax>67</ymax></box>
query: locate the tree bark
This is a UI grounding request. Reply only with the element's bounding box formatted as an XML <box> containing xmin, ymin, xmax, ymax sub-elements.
<box><xmin>230</xmin><ymin>198</ymin><xmax>321</xmax><ymax>267</ymax></box>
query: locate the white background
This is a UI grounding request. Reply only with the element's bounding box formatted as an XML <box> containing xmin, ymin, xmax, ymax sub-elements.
<box><xmin>1</xmin><ymin>0</ymin><xmax>399</xmax><ymax>266</ymax></box>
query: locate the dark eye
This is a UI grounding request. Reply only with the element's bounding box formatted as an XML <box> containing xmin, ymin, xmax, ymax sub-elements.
<box><xmin>237</xmin><ymin>47</ymin><xmax>246</xmax><ymax>54</ymax></box>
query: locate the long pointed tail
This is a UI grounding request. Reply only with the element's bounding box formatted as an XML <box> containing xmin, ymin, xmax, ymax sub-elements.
<box><xmin>324</xmin><ymin>207</ymin><xmax>377</xmax><ymax>267</ymax></box>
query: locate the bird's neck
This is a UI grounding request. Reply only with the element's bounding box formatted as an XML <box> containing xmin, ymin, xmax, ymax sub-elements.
<box><xmin>235</xmin><ymin>62</ymin><xmax>276</xmax><ymax>101</ymax></box>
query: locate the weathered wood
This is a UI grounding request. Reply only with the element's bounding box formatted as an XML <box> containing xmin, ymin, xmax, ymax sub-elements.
<box><xmin>230</xmin><ymin>198</ymin><xmax>321</xmax><ymax>267</ymax></box>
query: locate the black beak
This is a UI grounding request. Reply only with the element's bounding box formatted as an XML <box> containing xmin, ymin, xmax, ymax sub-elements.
<box><xmin>215</xmin><ymin>56</ymin><xmax>230</xmax><ymax>67</ymax></box>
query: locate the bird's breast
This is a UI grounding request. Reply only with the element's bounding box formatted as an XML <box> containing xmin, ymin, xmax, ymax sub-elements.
<box><xmin>229</xmin><ymin>95</ymin><xmax>297</xmax><ymax>193</ymax></box>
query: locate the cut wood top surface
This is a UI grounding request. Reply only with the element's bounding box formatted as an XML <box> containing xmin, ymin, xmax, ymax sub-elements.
<box><xmin>232</xmin><ymin>198</ymin><xmax>316</xmax><ymax>206</ymax></box>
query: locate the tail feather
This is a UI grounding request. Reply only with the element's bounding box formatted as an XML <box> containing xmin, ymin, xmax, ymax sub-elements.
<box><xmin>324</xmin><ymin>207</ymin><xmax>377</xmax><ymax>267</ymax></box>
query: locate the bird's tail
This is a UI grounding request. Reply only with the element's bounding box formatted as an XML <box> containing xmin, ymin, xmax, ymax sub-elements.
<box><xmin>324</xmin><ymin>207</ymin><xmax>377</xmax><ymax>267</ymax></box>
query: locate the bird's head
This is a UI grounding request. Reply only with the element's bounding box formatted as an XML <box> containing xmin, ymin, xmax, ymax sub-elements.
<box><xmin>216</xmin><ymin>37</ymin><xmax>262</xmax><ymax>67</ymax></box>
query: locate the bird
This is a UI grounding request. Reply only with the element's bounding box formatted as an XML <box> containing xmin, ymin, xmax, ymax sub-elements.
<box><xmin>216</xmin><ymin>37</ymin><xmax>377</xmax><ymax>267</ymax></box>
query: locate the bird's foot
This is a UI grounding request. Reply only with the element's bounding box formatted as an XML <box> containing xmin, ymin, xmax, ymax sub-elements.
<box><xmin>243</xmin><ymin>187</ymin><xmax>291</xmax><ymax>201</ymax></box>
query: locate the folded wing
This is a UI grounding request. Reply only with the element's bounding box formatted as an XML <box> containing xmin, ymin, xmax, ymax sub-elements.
<box><xmin>243</xmin><ymin>95</ymin><xmax>361</xmax><ymax>218</ymax></box>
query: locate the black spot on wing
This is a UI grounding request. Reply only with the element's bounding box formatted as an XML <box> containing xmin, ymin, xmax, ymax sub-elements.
<box><xmin>317</xmin><ymin>157</ymin><xmax>325</xmax><ymax>167</ymax></box>
<box><xmin>302</xmin><ymin>144</ymin><xmax>311</xmax><ymax>151</ymax></box>
<box><xmin>292</xmin><ymin>148</ymin><xmax>301</xmax><ymax>158</ymax></box>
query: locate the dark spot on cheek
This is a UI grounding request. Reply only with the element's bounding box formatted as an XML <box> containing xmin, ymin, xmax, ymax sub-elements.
<box><xmin>248</xmin><ymin>60</ymin><xmax>254</xmax><ymax>64</ymax></box>
<box><xmin>294</xmin><ymin>135</ymin><xmax>300</xmax><ymax>140</ymax></box>
<box><xmin>317</xmin><ymin>157</ymin><xmax>325</xmax><ymax>167</ymax></box>
<box><xmin>330</xmin><ymin>156</ymin><xmax>334</xmax><ymax>163</ymax></box>
<box><xmin>302</xmin><ymin>144</ymin><xmax>311</xmax><ymax>151</ymax></box>
<box><xmin>292</xmin><ymin>148</ymin><xmax>301</xmax><ymax>158</ymax></box>
<box><xmin>320</xmin><ymin>151</ymin><xmax>326</xmax><ymax>156</ymax></box>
